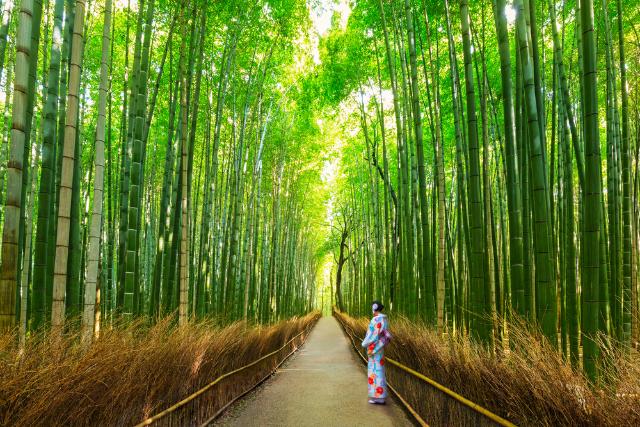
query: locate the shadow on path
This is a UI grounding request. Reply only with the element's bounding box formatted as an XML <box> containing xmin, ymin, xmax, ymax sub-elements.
<box><xmin>215</xmin><ymin>316</ymin><xmax>413</xmax><ymax>427</ymax></box>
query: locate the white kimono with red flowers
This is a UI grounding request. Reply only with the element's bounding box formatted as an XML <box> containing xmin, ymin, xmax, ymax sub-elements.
<box><xmin>361</xmin><ymin>314</ymin><xmax>388</xmax><ymax>402</ymax></box>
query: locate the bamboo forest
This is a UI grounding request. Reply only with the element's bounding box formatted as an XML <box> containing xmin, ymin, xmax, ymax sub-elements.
<box><xmin>1</xmin><ymin>0</ymin><xmax>640</xmax><ymax>425</ymax></box>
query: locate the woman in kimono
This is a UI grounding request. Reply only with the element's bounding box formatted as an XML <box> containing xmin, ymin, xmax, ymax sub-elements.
<box><xmin>361</xmin><ymin>301</ymin><xmax>389</xmax><ymax>404</ymax></box>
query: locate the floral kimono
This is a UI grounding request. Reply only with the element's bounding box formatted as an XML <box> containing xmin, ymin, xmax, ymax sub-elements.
<box><xmin>361</xmin><ymin>313</ymin><xmax>389</xmax><ymax>403</ymax></box>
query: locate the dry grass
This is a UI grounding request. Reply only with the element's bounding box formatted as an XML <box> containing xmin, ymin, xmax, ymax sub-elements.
<box><xmin>335</xmin><ymin>311</ymin><xmax>640</xmax><ymax>427</ymax></box>
<box><xmin>0</xmin><ymin>312</ymin><xmax>320</xmax><ymax>426</ymax></box>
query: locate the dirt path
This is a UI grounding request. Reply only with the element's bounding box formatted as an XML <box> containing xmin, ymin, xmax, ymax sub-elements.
<box><xmin>215</xmin><ymin>316</ymin><xmax>413</xmax><ymax>427</ymax></box>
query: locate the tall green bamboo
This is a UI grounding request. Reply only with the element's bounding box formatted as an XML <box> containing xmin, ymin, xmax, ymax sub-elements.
<box><xmin>460</xmin><ymin>0</ymin><xmax>490</xmax><ymax>344</ymax></box>
<box><xmin>31</xmin><ymin>0</ymin><xmax>66</xmax><ymax>330</ymax></box>
<box><xmin>492</xmin><ymin>0</ymin><xmax>525</xmax><ymax>318</ymax></box>
<box><xmin>580</xmin><ymin>0</ymin><xmax>603</xmax><ymax>382</ymax></box>
<box><xmin>616</xmin><ymin>0</ymin><xmax>632</xmax><ymax>348</ymax></box>
<box><xmin>0</xmin><ymin>0</ymin><xmax>43</xmax><ymax>331</ymax></box>
<box><xmin>404</xmin><ymin>0</ymin><xmax>433</xmax><ymax>325</ymax></box>
<box><xmin>178</xmin><ymin>12</ymin><xmax>189</xmax><ymax>326</ymax></box>
<box><xmin>82</xmin><ymin>0</ymin><xmax>112</xmax><ymax>342</ymax></box>
<box><xmin>514</xmin><ymin>0</ymin><xmax>556</xmax><ymax>345</ymax></box>
<box><xmin>51</xmin><ymin>0</ymin><xmax>87</xmax><ymax>331</ymax></box>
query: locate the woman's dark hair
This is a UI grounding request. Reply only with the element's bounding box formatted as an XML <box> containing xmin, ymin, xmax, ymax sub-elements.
<box><xmin>371</xmin><ymin>301</ymin><xmax>384</xmax><ymax>312</ymax></box>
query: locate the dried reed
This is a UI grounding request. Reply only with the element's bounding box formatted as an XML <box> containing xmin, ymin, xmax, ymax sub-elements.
<box><xmin>334</xmin><ymin>311</ymin><xmax>640</xmax><ymax>427</ymax></box>
<box><xmin>0</xmin><ymin>312</ymin><xmax>320</xmax><ymax>426</ymax></box>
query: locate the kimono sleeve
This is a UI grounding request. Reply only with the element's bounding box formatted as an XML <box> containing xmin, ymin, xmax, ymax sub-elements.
<box><xmin>361</xmin><ymin>318</ymin><xmax>379</xmax><ymax>349</ymax></box>
<box><xmin>370</xmin><ymin>317</ymin><xmax>388</xmax><ymax>355</ymax></box>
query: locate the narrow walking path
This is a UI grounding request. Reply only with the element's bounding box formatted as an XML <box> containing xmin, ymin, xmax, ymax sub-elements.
<box><xmin>216</xmin><ymin>316</ymin><xmax>413</xmax><ymax>427</ymax></box>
